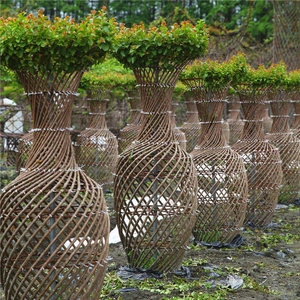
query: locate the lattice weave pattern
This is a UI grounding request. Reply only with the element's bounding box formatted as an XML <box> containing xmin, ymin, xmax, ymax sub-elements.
<box><xmin>232</xmin><ymin>88</ymin><xmax>282</xmax><ymax>227</ymax></box>
<box><xmin>181</xmin><ymin>96</ymin><xmax>201</xmax><ymax>153</ymax></box>
<box><xmin>75</xmin><ymin>92</ymin><xmax>118</xmax><ymax>190</ymax></box>
<box><xmin>16</xmin><ymin>131</ymin><xmax>33</xmax><ymax>172</ymax></box>
<box><xmin>228</xmin><ymin>96</ymin><xmax>244</xmax><ymax>145</ymax></box>
<box><xmin>171</xmin><ymin>99</ymin><xmax>187</xmax><ymax>150</ymax></box>
<box><xmin>183</xmin><ymin>82</ymin><xmax>248</xmax><ymax>243</ymax></box>
<box><xmin>114</xmin><ymin>64</ymin><xmax>197</xmax><ymax>272</ymax></box>
<box><xmin>0</xmin><ymin>71</ymin><xmax>109</xmax><ymax>300</ymax></box>
<box><xmin>266</xmin><ymin>92</ymin><xmax>300</xmax><ymax>204</ymax></box>
<box><xmin>118</xmin><ymin>90</ymin><xmax>141</xmax><ymax>153</ymax></box>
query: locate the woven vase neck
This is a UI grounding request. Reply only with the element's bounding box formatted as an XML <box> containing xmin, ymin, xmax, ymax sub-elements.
<box><xmin>87</xmin><ymin>99</ymin><xmax>108</xmax><ymax>130</ymax></box>
<box><xmin>134</xmin><ymin>66</ymin><xmax>188</xmax><ymax>143</ymax></box>
<box><xmin>293</xmin><ymin>101</ymin><xmax>300</xmax><ymax>130</ymax></box>
<box><xmin>127</xmin><ymin>97</ymin><xmax>141</xmax><ymax>126</ymax></box>
<box><xmin>185</xmin><ymin>98</ymin><xmax>200</xmax><ymax>124</ymax></box>
<box><xmin>193</xmin><ymin>87</ymin><xmax>228</xmax><ymax>149</ymax></box>
<box><xmin>269</xmin><ymin>92</ymin><xmax>291</xmax><ymax>134</ymax></box>
<box><xmin>228</xmin><ymin>99</ymin><xmax>241</xmax><ymax>120</ymax></box>
<box><xmin>17</xmin><ymin>71</ymin><xmax>83</xmax><ymax>171</ymax></box>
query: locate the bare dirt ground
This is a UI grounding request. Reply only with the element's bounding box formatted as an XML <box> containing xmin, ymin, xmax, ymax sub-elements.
<box><xmin>1</xmin><ymin>199</ymin><xmax>300</xmax><ymax>300</ymax></box>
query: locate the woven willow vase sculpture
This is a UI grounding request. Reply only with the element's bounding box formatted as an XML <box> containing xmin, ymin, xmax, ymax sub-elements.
<box><xmin>171</xmin><ymin>99</ymin><xmax>187</xmax><ymax>150</ymax></box>
<box><xmin>262</xmin><ymin>103</ymin><xmax>273</xmax><ymax>134</ymax></box>
<box><xmin>16</xmin><ymin>131</ymin><xmax>33</xmax><ymax>172</ymax></box>
<box><xmin>266</xmin><ymin>92</ymin><xmax>300</xmax><ymax>204</ymax></box>
<box><xmin>232</xmin><ymin>88</ymin><xmax>282</xmax><ymax>227</ymax></box>
<box><xmin>75</xmin><ymin>91</ymin><xmax>118</xmax><ymax>190</ymax></box>
<box><xmin>0</xmin><ymin>71</ymin><xmax>109</xmax><ymax>299</ymax></box>
<box><xmin>228</xmin><ymin>96</ymin><xmax>244</xmax><ymax>145</ymax></box>
<box><xmin>181</xmin><ymin>95</ymin><xmax>201</xmax><ymax>153</ymax></box>
<box><xmin>114</xmin><ymin>66</ymin><xmax>198</xmax><ymax>272</ymax></box>
<box><xmin>118</xmin><ymin>89</ymin><xmax>141</xmax><ymax>153</ymax></box>
<box><xmin>183</xmin><ymin>83</ymin><xmax>248</xmax><ymax>243</ymax></box>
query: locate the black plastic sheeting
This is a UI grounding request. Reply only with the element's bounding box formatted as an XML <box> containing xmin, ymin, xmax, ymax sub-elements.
<box><xmin>194</xmin><ymin>234</ymin><xmax>247</xmax><ymax>249</ymax></box>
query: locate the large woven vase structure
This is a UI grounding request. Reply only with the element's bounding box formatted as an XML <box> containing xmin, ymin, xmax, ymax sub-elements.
<box><xmin>114</xmin><ymin>66</ymin><xmax>198</xmax><ymax>272</ymax></box>
<box><xmin>184</xmin><ymin>83</ymin><xmax>248</xmax><ymax>243</ymax></box>
<box><xmin>262</xmin><ymin>103</ymin><xmax>273</xmax><ymax>134</ymax></box>
<box><xmin>232</xmin><ymin>88</ymin><xmax>282</xmax><ymax>227</ymax></box>
<box><xmin>266</xmin><ymin>91</ymin><xmax>300</xmax><ymax>204</ymax></box>
<box><xmin>292</xmin><ymin>92</ymin><xmax>300</xmax><ymax>139</ymax></box>
<box><xmin>118</xmin><ymin>90</ymin><xmax>141</xmax><ymax>153</ymax></box>
<box><xmin>181</xmin><ymin>95</ymin><xmax>201</xmax><ymax>153</ymax></box>
<box><xmin>75</xmin><ymin>91</ymin><xmax>118</xmax><ymax>190</ymax></box>
<box><xmin>228</xmin><ymin>96</ymin><xmax>244</xmax><ymax>145</ymax></box>
<box><xmin>171</xmin><ymin>99</ymin><xmax>187</xmax><ymax>150</ymax></box>
<box><xmin>16</xmin><ymin>131</ymin><xmax>33</xmax><ymax>172</ymax></box>
<box><xmin>0</xmin><ymin>71</ymin><xmax>109</xmax><ymax>299</ymax></box>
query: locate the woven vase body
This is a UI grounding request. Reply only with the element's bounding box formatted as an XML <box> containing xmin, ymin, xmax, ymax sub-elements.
<box><xmin>228</xmin><ymin>97</ymin><xmax>244</xmax><ymax>145</ymax></box>
<box><xmin>16</xmin><ymin>131</ymin><xmax>33</xmax><ymax>172</ymax></box>
<box><xmin>114</xmin><ymin>66</ymin><xmax>198</xmax><ymax>272</ymax></box>
<box><xmin>262</xmin><ymin>103</ymin><xmax>273</xmax><ymax>134</ymax></box>
<box><xmin>118</xmin><ymin>92</ymin><xmax>141</xmax><ymax>153</ymax></box>
<box><xmin>232</xmin><ymin>89</ymin><xmax>282</xmax><ymax>227</ymax></box>
<box><xmin>75</xmin><ymin>92</ymin><xmax>118</xmax><ymax>190</ymax></box>
<box><xmin>292</xmin><ymin>92</ymin><xmax>300</xmax><ymax>139</ymax></box>
<box><xmin>186</xmin><ymin>85</ymin><xmax>247</xmax><ymax>243</ymax></box>
<box><xmin>266</xmin><ymin>92</ymin><xmax>300</xmax><ymax>204</ymax></box>
<box><xmin>0</xmin><ymin>71</ymin><xmax>109</xmax><ymax>300</ymax></box>
<box><xmin>171</xmin><ymin>99</ymin><xmax>187</xmax><ymax>150</ymax></box>
<box><xmin>181</xmin><ymin>96</ymin><xmax>201</xmax><ymax>153</ymax></box>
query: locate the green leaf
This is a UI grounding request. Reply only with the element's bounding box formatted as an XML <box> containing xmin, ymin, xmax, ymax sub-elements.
<box><xmin>102</xmin><ymin>43</ymin><xmax>110</xmax><ymax>51</ymax></box>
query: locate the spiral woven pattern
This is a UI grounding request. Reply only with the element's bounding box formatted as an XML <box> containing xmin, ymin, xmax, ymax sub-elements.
<box><xmin>232</xmin><ymin>88</ymin><xmax>282</xmax><ymax>227</ymax></box>
<box><xmin>266</xmin><ymin>92</ymin><xmax>300</xmax><ymax>204</ymax></box>
<box><xmin>183</xmin><ymin>81</ymin><xmax>248</xmax><ymax>243</ymax></box>
<box><xmin>75</xmin><ymin>93</ymin><xmax>118</xmax><ymax>190</ymax></box>
<box><xmin>0</xmin><ymin>71</ymin><xmax>109</xmax><ymax>300</ymax></box>
<box><xmin>292</xmin><ymin>92</ymin><xmax>300</xmax><ymax>139</ymax></box>
<box><xmin>171</xmin><ymin>99</ymin><xmax>187</xmax><ymax>150</ymax></box>
<box><xmin>181</xmin><ymin>96</ymin><xmax>201</xmax><ymax>153</ymax></box>
<box><xmin>118</xmin><ymin>91</ymin><xmax>141</xmax><ymax>153</ymax></box>
<box><xmin>114</xmin><ymin>64</ymin><xmax>197</xmax><ymax>272</ymax></box>
<box><xmin>228</xmin><ymin>96</ymin><xmax>244</xmax><ymax>145</ymax></box>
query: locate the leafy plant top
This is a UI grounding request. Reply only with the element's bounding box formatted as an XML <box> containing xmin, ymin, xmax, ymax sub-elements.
<box><xmin>173</xmin><ymin>81</ymin><xmax>187</xmax><ymax>98</ymax></box>
<box><xmin>113</xmin><ymin>20</ymin><xmax>209</xmax><ymax>70</ymax></box>
<box><xmin>80</xmin><ymin>70</ymin><xmax>136</xmax><ymax>92</ymax></box>
<box><xmin>0</xmin><ymin>8</ymin><xmax>117</xmax><ymax>74</ymax></box>
<box><xmin>180</xmin><ymin>53</ymin><xmax>247</xmax><ymax>89</ymax></box>
<box><xmin>236</xmin><ymin>61</ymin><xmax>287</xmax><ymax>89</ymax></box>
<box><xmin>286</xmin><ymin>69</ymin><xmax>300</xmax><ymax>92</ymax></box>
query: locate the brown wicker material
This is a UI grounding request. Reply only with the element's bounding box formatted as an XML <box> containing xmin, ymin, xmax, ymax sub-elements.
<box><xmin>0</xmin><ymin>71</ymin><xmax>109</xmax><ymax>300</ymax></box>
<box><xmin>182</xmin><ymin>82</ymin><xmax>248</xmax><ymax>243</ymax></box>
<box><xmin>180</xmin><ymin>95</ymin><xmax>201</xmax><ymax>153</ymax></box>
<box><xmin>4</xmin><ymin>133</ymin><xmax>23</xmax><ymax>167</ymax></box>
<box><xmin>262</xmin><ymin>103</ymin><xmax>273</xmax><ymax>134</ymax></box>
<box><xmin>232</xmin><ymin>88</ymin><xmax>282</xmax><ymax>227</ymax></box>
<box><xmin>228</xmin><ymin>96</ymin><xmax>244</xmax><ymax>145</ymax></box>
<box><xmin>222</xmin><ymin>119</ymin><xmax>230</xmax><ymax>144</ymax></box>
<box><xmin>16</xmin><ymin>131</ymin><xmax>33</xmax><ymax>171</ymax></box>
<box><xmin>75</xmin><ymin>91</ymin><xmax>118</xmax><ymax>190</ymax></box>
<box><xmin>171</xmin><ymin>99</ymin><xmax>187</xmax><ymax>150</ymax></box>
<box><xmin>114</xmin><ymin>64</ymin><xmax>198</xmax><ymax>272</ymax></box>
<box><xmin>266</xmin><ymin>91</ymin><xmax>300</xmax><ymax>204</ymax></box>
<box><xmin>292</xmin><ymin>92</ymin><xmax>300</xmax><ymax>139</ymax></box>
<box><xmin>118</xmin><ymin>90</ymin><xmax>141</xmax><ymax>153</ymax></box>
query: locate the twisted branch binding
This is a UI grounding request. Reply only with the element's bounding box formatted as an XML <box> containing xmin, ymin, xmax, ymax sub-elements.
<box><xmin>0</xmin><ymin>71</ymin><xmax>109</xmax><ymax>300</ymax></box>
<box><xmin>171</xmin><ymin>99</ymin><xmax>187</xmax><ymax>150</ymax></box>
<box><xmin>118</xmin><ymin>90</ymin><xmax>141</xmax><ymax>153</ymax></box>
<box><xmin>114</xmin><ymin>62</ymin><xmax>198</xmax><ymax>272</ymax></box>
<box><xmin>182</xmin><ymin>80</ymin><xmax>248</xmax><ymax>243</ymax></box>
<box><xmin>75</xmin><ymin>91</ymin><xmax>118</xmax><ymax>190</ymax></box>
<box><xmin>180</xmin><ymin>95</ymin><xmax>201</xmax><ymax>153</ymax></box>
<box><xmin>262</xmin><ymin>103</ymin><xmax>273</xmax><ymax>134</ymax></box>
<box><xmin>266</xmin><ymin>91</ymin><xmax>300</xmax><ymax>204</ymax></box>
<box><xmin>228</xmin><ymin>96</ymin><xmax>244</xmax><ymax>145</ymax></box>
<box><xmin>232</xmin><ymin>87</ymin><xmax>282</xmax><ymax>227</ymax></box>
